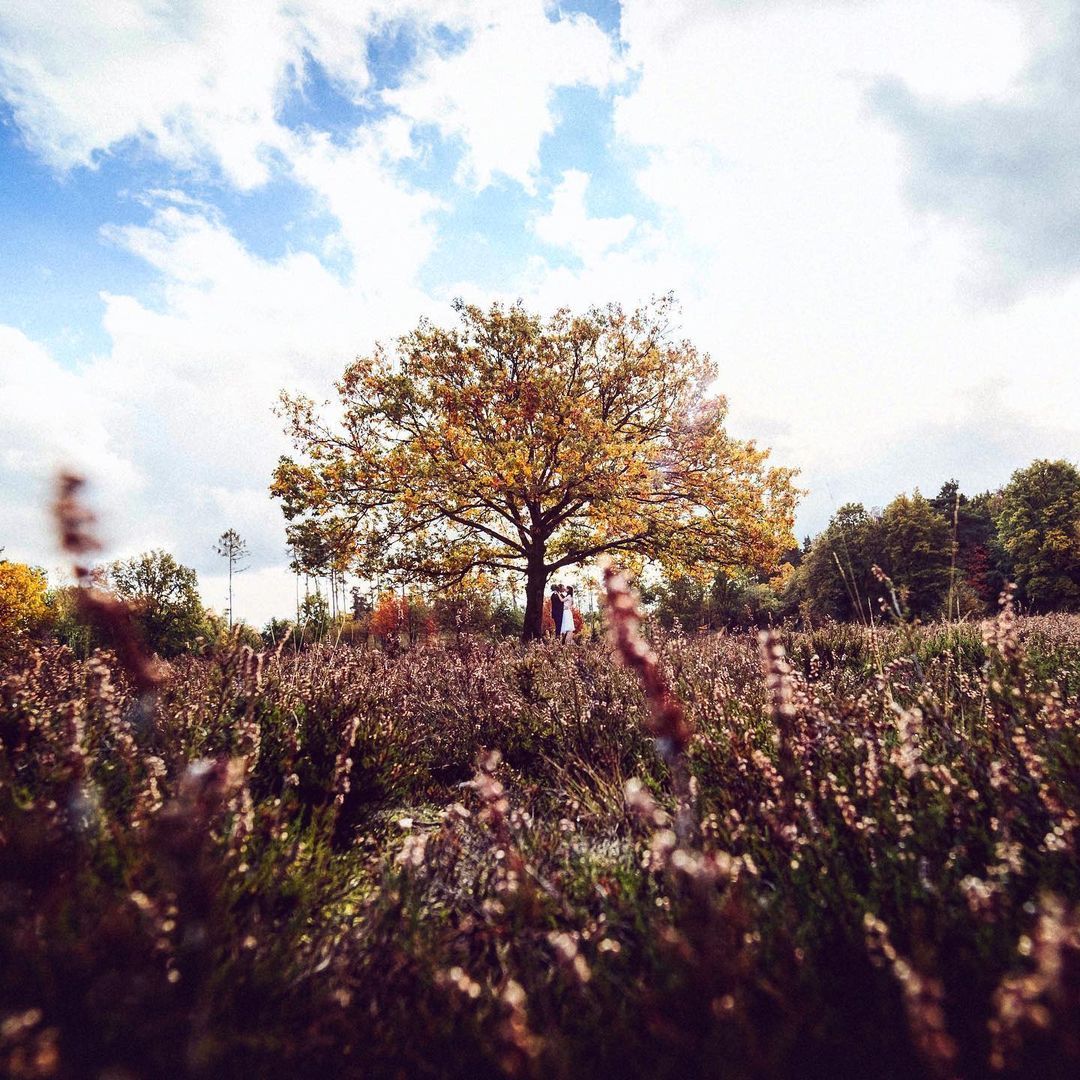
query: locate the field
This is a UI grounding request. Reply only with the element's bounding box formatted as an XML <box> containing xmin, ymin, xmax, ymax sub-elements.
<box><xmin>2</xmin><ymin>604</ymin><xmax>1079</xmax><ymax>1079</ymax></box>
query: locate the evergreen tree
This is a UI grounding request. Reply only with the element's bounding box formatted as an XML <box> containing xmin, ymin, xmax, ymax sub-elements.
<box><xmin>214</xmin><ymin>529</ymin><xmax>250</xmax><ymax>629</ymax></box>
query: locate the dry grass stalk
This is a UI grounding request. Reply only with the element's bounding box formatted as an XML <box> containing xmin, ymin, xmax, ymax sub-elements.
<box><xmin>989</xmin><ymin>894</ymin><xmax>1080</xmax><ymax>1070</ymax></box>
<box><xmin>53</xmin><ymin>472</ymin><xmax>168</xmax><ymax>694</ymax></box>
<box><xmin>864</xmin><ymin>912</ymin><xmax>960</xmax><ymax>1079</ymax></box>
<box><xmin>601</xmin><ymin>562</ymin><xmax>696</xmax><ymax>843</ymax></box>
<box><xmin>472</xmin><ymin>749</ymin><xmax>530</xmax><ymax>897</ymax></box>
<box><xmin>757</xmin><ymin>630</ymin><xmax>801</xmax><ymax>807</ymax></box>
<box><xmin>984</xmin><ymin>584</ymin><xmax>1020</xmax><ymax>665</ymax></box>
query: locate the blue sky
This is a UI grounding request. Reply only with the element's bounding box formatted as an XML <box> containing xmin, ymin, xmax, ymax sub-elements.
<box><xmin>2</xmin><ymin>0</ymin><xmax>1079</xmax><ymax>624</ymax></box>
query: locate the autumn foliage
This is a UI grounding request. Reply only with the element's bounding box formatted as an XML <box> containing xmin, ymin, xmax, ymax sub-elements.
<box><xmin>368</xmin><ymin>591</ymin><xmax>435</xmax><ymax>642</ymax></box>
<box><xmin>274</xmin><ymin>296</ymin><xmax>798</xmax><ymax>638</ymax></box>
<box><xmin>0</xmin><ymin>560</ymin><xmax>47</xmax><ymax>653</ymax></box>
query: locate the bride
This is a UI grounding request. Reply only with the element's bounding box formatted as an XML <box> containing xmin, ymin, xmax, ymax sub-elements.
<box><xmin>559</xmin><ymin>585</ymin><xmax>576</xmax><ymax>642</ymax></box>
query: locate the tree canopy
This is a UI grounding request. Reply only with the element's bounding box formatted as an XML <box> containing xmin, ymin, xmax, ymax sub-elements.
<box><xmin>107</xmin><ymin>550</ymin><xmax>210</xmax><ymax>656</ymax></box>
<box><xmin>995</xmin><ymin>459</ymin><xmax>1080</xmax><ymax>611</ymax></box>
<box><xmin>878</xmin><ymin>493</ymin><xmax>953</xmax><ymax>617</ymax></box>
<box><xmin>273</xmin><ymin>296</ymin><xmax>798</xmax><ymax>638</ymax></box>
<box><xmin>0</xmin><ymin>560</ymin><xmax>48</xmax><ymax>654</ymax></box>
<box><xmin>784</xmin><ymin>479</ymin><xmax>1026</xmax><ymax>623</ymax></box>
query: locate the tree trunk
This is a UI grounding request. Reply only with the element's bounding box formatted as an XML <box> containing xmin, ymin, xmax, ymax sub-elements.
<box><xmin>522</xmin><ymin>559</ymin><xmax>548</xmax><ymax>641</ymax></box>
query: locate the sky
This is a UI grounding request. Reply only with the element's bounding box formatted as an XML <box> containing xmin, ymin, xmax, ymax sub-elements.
<box><xmin>2</xmin><ymin>0</ymin><xmax>1078</xmax><ymax>626</ymax></box>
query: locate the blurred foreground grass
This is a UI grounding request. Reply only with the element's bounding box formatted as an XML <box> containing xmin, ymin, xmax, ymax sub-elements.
<box><xmin>2</xmin><ymin>611</ymin><xmax>1078</xmax><ymax>1079</ymax></box>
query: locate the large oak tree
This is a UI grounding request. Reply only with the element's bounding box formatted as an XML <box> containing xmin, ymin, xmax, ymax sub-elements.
<box><xmin>272</xmin><ymin>296</ymin><xmax>798</xmax><ymax>639</ymax></box>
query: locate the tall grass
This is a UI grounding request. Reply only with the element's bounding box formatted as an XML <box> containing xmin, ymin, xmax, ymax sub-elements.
<box><xmin>2</xmin><ymin>598</ymin><xmax>1078</xmax><ymax>1078</ymax></box>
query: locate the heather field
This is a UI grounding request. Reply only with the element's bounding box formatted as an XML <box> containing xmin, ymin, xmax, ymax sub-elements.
<box><xmin>2</xmin><ymin>607</ymin><xmax>1079</xmax><ymax>1080</ymax></box>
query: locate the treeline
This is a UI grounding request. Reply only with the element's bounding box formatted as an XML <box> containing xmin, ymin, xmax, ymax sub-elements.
<box><xmin>0</xmin><ymin>548</ymin><xmax>530</xmax><ymax>660</ymax></box>
<box><xmin>649</xmin><ymin>458</ymin><xmax>1080</xmax><ymax>629</ymax></box>
<box><xmin>1</xmin><ymin>550</ymin><xmax>232</xmax><ymax>661</ymax></box>
<box><xmin>271</xmin><ymin>586</ymin><xmax>528</xmax><ymax>649</ymax></box>
<box><xmin>3</xmin><ymin>458</ymin><xmax>1076</xmax><ymax>655</ymax></box>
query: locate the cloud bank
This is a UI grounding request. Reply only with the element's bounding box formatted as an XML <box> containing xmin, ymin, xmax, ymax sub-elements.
<box><xmin>872</xmin><ymin>1</ymin><xmax>1080</xmax><ymax>298</ymax></box>
<box><xmin>2</xmin><ymin>0</ymin><xmax>1078</xmax><ymax>625</ymax></box>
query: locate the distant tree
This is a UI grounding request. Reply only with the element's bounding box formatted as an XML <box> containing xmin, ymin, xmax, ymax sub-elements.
<box><xmin>230</xmin><ymin>621</ymin><xmax>264</xmax><ymax>649</ymax></box>
<box><xmin>929</xmin><ymin>481</ymin><xmax>1007</xmax><ymax>613</ymax></box>
<box><xmin>647</xmin><ymin>567</ymin><xmax>783</xmax><ymax>630</ymax></box>
<box><xmin>369</xmin><ymin>591</ymin><xmax>434</xmax><ymax>645</ymax></box>
<box><xmin>432</xmin><ymin>582</ymin><xmax>494</xmax><ymax>636</ymax></box>
<box><xmin>369</xmin><ymin>594</ymin><xmax>403</xmax><ymax>640</ymax></box>
<box><xmin>350</xmin><ymin>586</ymin><xmax>372</xmax><ymax>621</ymax></box>
<box><xmin>994</xmin><ymin>459</ymin><xmax>1080</xmax><ymax>611</ymax></box>
<box><xmin>299</xmin><ymin>592</ymin><xmax>331</xmax><ymax>641</ymax></box>
<box><xmin>779</xmin><ymin>543</ymin><xmax>803</xmax><ymax>569</ymax></box>
<box><xmin>792</xmin><ymin>494</ymin><xmax>965</xmax><ymax>621</ymax></box>
<box><xmin>274</xmin><ymin>295</ymin><xmax>798</xmax><ymax>640</ymax></box>
<box><xmin>0</xmin><ymin>560</ymin><xmax>48</xmax><ymax>655</ymax></box>
<box><xmin>286</xmin><ymin>518</ymin><xmax>354</xmax><ymax>617</ymax></box>
<box><xmin>214</xmin><ymin>529</ymin><xmax>250</xmax><ymax>629</ymax></box>
<box><xmin>710</xmin><ymin>571</ymin><xmax>785</xmax><ymax>627</ymax></box>
<box><xmin>107</xmin><ymin>550</ymin><xmax>210</xmax><ymax>657</ymax></box>
<box><xmin>46</xmin><ymin>584</ymin><xmax>100</xmax><ymax>657</ymax></box>
<box><xmin>261</xmin><ymin>617</ymin><xmax>294</xmax><ymax>648</ymax></box>
<box><xmin>404</xmin><ymin>594</ymin><xmax>436</xmax><ymax>643</ymax></box>
<box><xmin>643</xmin><ymin>574</ymin><xmax>711</xmax><ymax>630</ymax></box>
<box><xmin>200</xmin><ymin>608</ymin><xmax>230</xmax><ymax>648</ymax></box>
<box><xmin>929</xmin><ymin>479</ymin><xmax>962</xmax><ymax>521</ymax></box>
<box><xmin>489</xmin><ymin>597</ymin><xmax>525</xmax><ymax>638</ymax></box>
<box><xmin>790</xmin><ymin>503</ymin><xmax>883</xmax><ymax>622</ymax></box>
<box><xmin>878</xmin><ymin>493</ymin><xmax>952</xmax><ymax>618</ymax></box>
<box><xmin>964</xmin><ymin>492</ymin><xmax>1010</xmax><ymax>604</ymax></box>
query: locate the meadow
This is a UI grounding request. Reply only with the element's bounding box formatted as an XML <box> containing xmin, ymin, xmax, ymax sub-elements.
<box><xmin>2</xmin><ymin>600</ymin><xmax>1078</xmax><ymax>1079</ymax></box>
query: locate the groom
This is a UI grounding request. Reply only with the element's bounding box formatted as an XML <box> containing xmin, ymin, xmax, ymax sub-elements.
<box><xmin>549</xmin><ymin>583</ymin><xmax>564</xmax><ymax>637</ymax></box>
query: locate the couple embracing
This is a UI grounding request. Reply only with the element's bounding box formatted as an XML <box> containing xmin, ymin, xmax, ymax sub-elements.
<box><xmin>549</xmin><ymin>583</ymin><xmax>576</xmax><ymax>642</ymax></box>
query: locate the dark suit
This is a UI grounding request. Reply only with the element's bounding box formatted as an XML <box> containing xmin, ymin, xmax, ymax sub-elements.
<box><xmin>549</xmin><ymin>589</ymin><xmax>564</xmax><ymax>633</ymax></box>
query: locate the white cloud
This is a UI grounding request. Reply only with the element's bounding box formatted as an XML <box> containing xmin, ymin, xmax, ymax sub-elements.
<box><xmin>533</xmin><ymin>169</ymin><xmax>636</xmax><ymax>263</ymax></box>
<box><xmin>90</xmin><ymin>201</ymin><xmax>405</xmax><ymax>518</ymax></box>
<box><xmin>0</xmin><ymin>198</ymin><xmax>439</xmax><ymax>605</ymax></box>
<box><xmin>0</xmin><ymin>0</ymin><xmax>302</xmax><ymax>186</ymax></box>
<box><xmin>384</xmin><ymin>0</ymin><xmax>624</xmax><ymax>189</ymax></box>
<box><xmin>286</xmin><ymin>120</ymin><xmax>443</xmax><ymax>286</ymax></box>
<box><xmin>0</xmin><ymin>2</ymin><xmax>432</xmax><ymax>187</ymax></box>
<box><xmin>0</xmin><ymin>326</ymin><xmax>124</xmax><ymax>478</ymax></box>
<box><xmin>0</xmin><ymin>1</ymin><xmax>623</xmax><ymax>193</ymax></box>
<box><xmin>0</xmin><ymin>325</ymin><xmax>140</xmax><ymax>563</ymax></box>
<box><xmin>872</xmin><ymin>1</ymin><xmax>1080</xmax><ymax>296</ymax></box>
<box><xmin>507</xmin><ymin>0</ymin><xmax>1080</xmax><ymax>535</ymax></box>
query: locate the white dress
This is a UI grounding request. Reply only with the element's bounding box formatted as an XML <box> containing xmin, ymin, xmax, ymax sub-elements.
<box><xmin>559</xmin><ymin>598</ymin><xmax>575</xmax><ymax>634</ymax></box>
